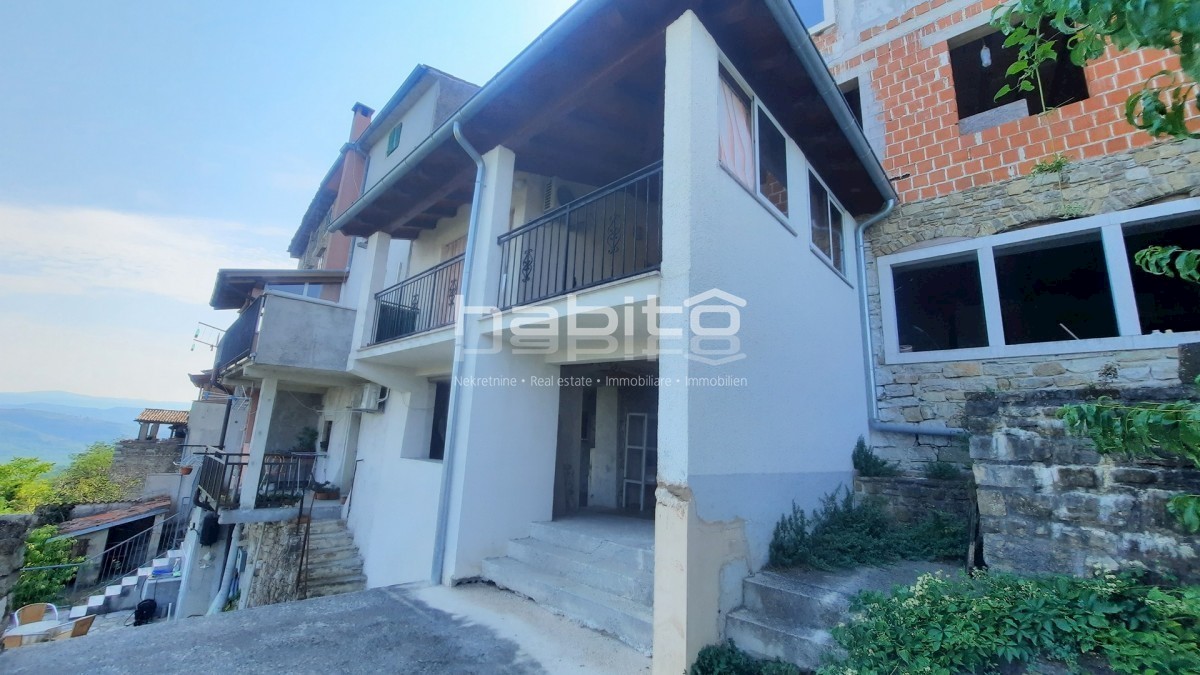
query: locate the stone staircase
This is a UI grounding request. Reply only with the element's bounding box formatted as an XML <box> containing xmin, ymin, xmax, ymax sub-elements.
<box><xmin>301</xmin><ymin>519</ymin><xmax>366</xmax><ymax>599</ymax></box>
<box><xmin>482</xmin><ymin>514</ymin><xmax>654</xmax><ymax>653</ymax></box>
<box><xmin>68</xmin><ymin>550</ymin><xmax>183</xmax><ymax>620</ymax></box>
<box><xmin>726</xmin><ymin>561</ymin><xmax>956</xmax><ymax>671</ymax></box>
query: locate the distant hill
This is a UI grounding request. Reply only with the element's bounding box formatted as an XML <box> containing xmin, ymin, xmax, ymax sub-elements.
<box><xmin>0</xmin><ymin>391</ymin><xmax>191</xmax><ymax>466</ymax></box>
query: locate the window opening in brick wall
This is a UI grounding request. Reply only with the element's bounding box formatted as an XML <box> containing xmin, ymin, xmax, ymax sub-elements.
<box><xmin>948</xmin><ymin>23</ymin><xmax>1088</xmax><ymax>122</ymax></box>
<box><xmin>1125</xmin><ymin>213</ymin><xmax>1200</xmax><ymax>334</ymax></box>
<box><xmin>893</xmin><ymin>255</ymin><xmax>988</xmax><ymax>352</ymax></box>
<box><xmin>995</xmin><ymin>233</ymin><xmax>1117</xmax><ymax>345</ymax></box>
<box><xmin>841</xmin><ymin>81</ymin><xmax>862</xmax><ymax>129</ymax></box>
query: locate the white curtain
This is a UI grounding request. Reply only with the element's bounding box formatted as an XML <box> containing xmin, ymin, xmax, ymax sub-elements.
<box><xmin>718</xmin><ymin>79</ymin><xmax>754</xmax><ymax>187</ymax></box>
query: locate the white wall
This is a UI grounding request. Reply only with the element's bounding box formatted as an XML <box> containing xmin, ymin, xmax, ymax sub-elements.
<box><xmin>363</xmin><ymin>82</ymin><xmax>441</xmax><ymax>191</ymax></box>
<box><xmin>659</xmin><ymin>12</ymin><xmax>868</xmax><ymax>570</ymax></box>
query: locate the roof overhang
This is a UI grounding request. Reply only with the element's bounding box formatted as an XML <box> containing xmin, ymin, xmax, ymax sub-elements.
<box><xmin>210</xmin><ymin>268</ymin><xmax>348</xmax><ymax>310</ymax></box>
<box><xmin>331</xmin><ymin>0</ymin><xmax>895</xmax><ymax>240</ymax></box>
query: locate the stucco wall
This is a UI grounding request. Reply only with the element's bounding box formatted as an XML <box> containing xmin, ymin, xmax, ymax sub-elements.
<box><xmin>254</xmin><ymin>293</ymin><xmax>355</xmax><ymax>373</ymax></box>
<box><xmin>363</xmin><ymin>82</ymin><xmax>440</xmax><ymax>191</ymax></box>
<box><xmin>186</xmin><ymin>399</ymin><xmax>249</xmax><ymax>451</ymax></box>
<box><xmin>265</xmin><ymin>391</ymin><xmax>321</xmax><ymax>455</ymax></box>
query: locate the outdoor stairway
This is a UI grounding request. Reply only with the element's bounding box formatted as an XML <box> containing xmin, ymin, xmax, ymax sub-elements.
<box><xmin>67</xmin><ymin>549</ymin><xmax>183</xmax><ymax>619</ymax></box>
<box><xmin>482</xmin><ymin>514</ymin><xmax>654</xmax><ymax>653</ymax></box>
<box><xmin>301</xmin><ymin>519</ymin><xmax>367</xmax><ymax>599</ymax></box>
<box><xmin>725</xmin><ymin>561</ymin><xmax>955</xmax><ymax>671</ymax></box>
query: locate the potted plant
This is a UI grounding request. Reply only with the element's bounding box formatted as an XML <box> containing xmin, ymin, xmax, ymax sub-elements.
<box><xmin>294</xmin><ymin>427</ymin><xmax>319</xmax><ymax>453</ymax></box>
<box><xmin>179</xmin><ymin>465</ymin><xmax>193</xmax><ymax>476</ymax></box>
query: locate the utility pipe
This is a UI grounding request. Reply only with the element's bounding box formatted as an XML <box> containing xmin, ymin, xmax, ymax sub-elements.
<box><xmin>429</xmin><ymin>122</ymin><xmax>486</xmax><ymax>584</ymax></box>
<box><xmin>206</xmin><ymin>523</ymin><xmax>241</xmax><ymax>616</ymax></box>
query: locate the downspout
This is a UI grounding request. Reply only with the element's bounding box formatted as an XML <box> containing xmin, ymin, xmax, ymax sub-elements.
<box><xmin>855</xmin><ymin>201</ymin><xmax>966</xmax><ymax>438</ymax></box>
<box><xmin>429</xmin><ymin>121</ymin><xmax>485</xmax><ymax>584</ymax></box>
<box><xmin>206</xmin><ymin>523</ymin><xmax>242</xmax><ymax>616</ymax></box>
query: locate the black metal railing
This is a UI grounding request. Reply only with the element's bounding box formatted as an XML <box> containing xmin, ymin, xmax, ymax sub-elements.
<box><xmin>214</xmin><ymin>295</ymin><xmax>263</xmax><ymax>373</ymax></box>
<box><xmin>372</xmin><ymin>254</ymin><xmax>465</xmax><ymax>344</ymax></box>
<box><xmin>197</xmin><ymin>452</ymin><xmax>247</xmax><ymax>510</ymax></box>
<box><xmin>497</xmin><ymin>162</ymin><xmax>663</xmax><ymax>310</ymax></box>
<box><xmin>255</xmin><ymin>452</ymin><xmax>316</xmax><ymax>508</ymax></box>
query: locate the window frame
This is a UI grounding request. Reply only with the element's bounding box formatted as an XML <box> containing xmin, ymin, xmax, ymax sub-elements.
<box><xmin>877</xmin><ymin>197</ymin><xmax>1200</xmax><ymax>364</ymax></box>
<box><xmin>807</xmin><ymin>169</ymin><xmax>851</xmax><ymax>278</ymax></box>
<box><xmin>386</xmin><ymin>124</ymin><xmax>403</xmax><ymax>156</ymax></box>
<box><xmin>717</xmin><ymin>64</ymin><xmax>793</xmax><ymax>224</ymax></box>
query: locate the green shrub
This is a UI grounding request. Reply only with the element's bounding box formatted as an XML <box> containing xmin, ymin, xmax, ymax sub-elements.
<box><xmin>12</xmin><ymin>524</ymin><xmax>83</xmax><ymax>606</ymax></box>
<box><xmin>691</xmin><ymin>640</ymin><xmax>800</xmax><ymax>675</ymax></box>
<box><xmin>851</xmin><ymin>437</ymin><xmax>898</xmax><ymax>477</ymax></box>
<box><xmin>767</xmin><ymin>488</ymin><xmax>966</xmax><ymax>570</ymax></box>
<box><xmin>923</xmin><ymin>461</ymin><xmax>962</xmax><ymax>481</ymax></box>
<box><xmin>818</xmin><ymin>570</ymin><xmax>1200</xmax><ymax>675</ymax></box>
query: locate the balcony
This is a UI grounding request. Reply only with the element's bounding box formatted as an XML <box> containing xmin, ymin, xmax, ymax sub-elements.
<box><xmin>196</xmin><ymin>451</ymin><xmax>316</xmax><ymax>511</ymax></box>
<box><xmin>372</xmin><ymin>254</ymin><xmax>465</xmax><ymax>344</ymax></box>
<box><xmin>214</xmin><ymin>291</ymin><xmax>355</xmax><ymax>378</ymax></box>
<box><xmin>497</xmin><ymin>161</ymin><xmax>662</xmax><ymax>310</ymax></box>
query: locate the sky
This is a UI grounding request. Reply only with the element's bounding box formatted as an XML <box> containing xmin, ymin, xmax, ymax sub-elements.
<box><xmin>0</xmin><ymin>0</ymin><xmax>826</xmax><ymax>405</ymax></box>
<box><xmin>0</xmin><ymin>0</ymin><xmax>576</xmax><ymax>403</ymax></box>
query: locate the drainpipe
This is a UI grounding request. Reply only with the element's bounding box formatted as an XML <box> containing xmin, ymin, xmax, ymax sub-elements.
<box><xmin>206</xmin><ymin>523</ymin><xmax>242</xmax><ymax>615</ymax></box>
<box><xmin>855</xmin><ymin>200</ymin><xmax>967</xmax><ymax>438</ymax></box>
<box><xmin>429</xmin><ymin>121</ymin><xmax>485</xmax><ymax>584</ymax></box>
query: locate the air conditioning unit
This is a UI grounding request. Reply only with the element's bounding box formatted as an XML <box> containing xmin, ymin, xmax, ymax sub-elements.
<box><xmin>353</xmin><ymin>383</ymin><xmax>389</xmax><ymax>413</ymax></box>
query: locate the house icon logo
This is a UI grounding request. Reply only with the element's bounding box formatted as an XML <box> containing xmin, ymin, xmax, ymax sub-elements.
<box><xmin>683</xmin><ymin>289</ymin><xmax>746</xmax><ymax>365</ymax></box>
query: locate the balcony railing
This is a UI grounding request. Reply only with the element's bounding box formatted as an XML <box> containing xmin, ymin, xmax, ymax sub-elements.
<box><xmin>497</xmin><ymin>161</ymin><xmax>663</xmax><ymax>310</ymax></box>
<box><xmin>373</xmin><ymin>254</ymin><xmax>465</xmax><ymax>344</ymax></box>
<box><xmin>256</xmin><ymin>452</ymin><xmax>316</xmax><ymax>508</ymax></box>
<box><xmin>196</xmin><ymin>452</ymin><xmax>246</xmax><ymax>510</ymax></box>
<box><xmin>214</xmin><ymin>295</ymin><xmax>262</xmax><ymax>374</ymax></box>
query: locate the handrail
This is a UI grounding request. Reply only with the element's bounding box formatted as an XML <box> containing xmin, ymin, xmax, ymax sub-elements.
<box><xmin>498</xmin><ymin>161</ymin><xmax>663</xmax><ymax>244</ymax></box>
<box><xmin>375</xmin><ymin>253</ymin><xmax>465</xmax><ymax>299</ymax></box>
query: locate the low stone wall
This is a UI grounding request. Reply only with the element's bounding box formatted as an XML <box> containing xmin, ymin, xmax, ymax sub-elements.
<box><xmin>0</xmin><ymin>514</ymin><xmax>35</xmax><ymax>617</ymax></box>
<box><xmin>966</xmin><ymin>388</ymin><xmax>1200</xmax><ymax>582</ymax></box>
<box><xmin>242</xmin><ymin>521</ymin><xmax>303</xmax><ymax>608</ymax></box>
<box><xmin>112</xmin><ymin>439</ymin><xmax>182</xmax><ymax>493</ymax></box>
<box><xmin>854</xmin><ymin>476</ymin><xmax>973</xmax><ymax>524</ymax></box>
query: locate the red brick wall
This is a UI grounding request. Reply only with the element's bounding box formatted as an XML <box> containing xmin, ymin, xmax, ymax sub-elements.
<box><xmin>821</xmin><ymin>0</ymin><xmax>1185</xmax><ymax>203</ymax></box>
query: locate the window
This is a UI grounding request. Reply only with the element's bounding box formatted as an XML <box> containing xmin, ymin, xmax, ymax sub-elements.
<box><xmin>320</xmin><ymin>420</ymin><xmax>333</xmax><ymax>452</ymax></box>
<box><xmin>841</xmin><ymin>82</ymin><xmax>862</xmax><ymax>129</ymax></box>
<box><xmin>719</xmin><ymin>67</ymin><xmax>790</xmax><ymax>217</ymax></box>
<box><xmin>718</xmin><ymin>70</ymin><xmax>754</xmax><ymax>188</ymax></box>
<box><xmin>893</xmin><ymin>255</ymin><xmax>987</xmax><ymax>352</ymax></box>
<box><xmin>386</xmin><ymin>124</ymin><xmax>403</xmax><ymax>156</ymax></box>
<box><xmin>809</xmin><ymin>173</ymin><xmax>845</xmax><ymax>273</ymax></box>
<box><xmin>878</xmin><ymin>200</ymin><xmax>1200</xmax><ymax>362</ymax></box>
<box><xmin>994</xmin><ymin>233</ymin><xmax>1118</xmax><ymax>344</ymax></box>
<box><xmin>1125</xmin><ymin>213</ymin><xmax>1200</xmax><ymax>334</ymax></box>
<box><xmin>757</xmin><ymin>109</ymin><xmax>789</xmax><ymax>215</ymax></box>
<box><xmin>948</xmin><ymin>23</ymin><xmax>1088</xmax><ymax>128</ymax></box>
<box><xmin>428</xmin><ymin>381</ymin><xmax>451</xmax><ymax>461</ymax></box>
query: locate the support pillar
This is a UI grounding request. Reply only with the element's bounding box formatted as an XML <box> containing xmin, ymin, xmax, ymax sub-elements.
<box><xmin>240</xmin><ymin>376</ymin><xmax>278</xmax><ymax>509</ymax></box>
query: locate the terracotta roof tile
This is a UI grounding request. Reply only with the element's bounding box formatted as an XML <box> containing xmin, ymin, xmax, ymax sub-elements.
<box><xmin>136</xmin><ymin>408</ymin><xmax>189</xmax><ymax>425</ymax></box>
<box><xmin>55</xmin><ymin>496</ymin><xmax>172</xmax><ymax>537</ymax></box>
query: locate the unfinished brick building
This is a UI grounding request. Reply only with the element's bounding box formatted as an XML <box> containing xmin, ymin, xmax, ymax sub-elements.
<box><xmin>810</xmin><ymin>0</ymin><xmax>1200</xmax><ymax>577</ymax></box>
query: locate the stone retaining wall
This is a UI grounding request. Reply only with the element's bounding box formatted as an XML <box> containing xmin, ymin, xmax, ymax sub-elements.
<box><xmin>242</xmin><ymin>521</ymin><xmax>303</xmax><ymax>608</ymax></box>
<box><xmin>112</xmin><ymin>439</ymin><xmax>182</xmax><ymax>493</ymax></box>
<box><xmin>854</xmin><ymin>476</ymin><xmax>973</xmax><ymax>524</ymax></box>
<box><xmin>965</xmin><ymin>388</ymin><xmax>1200</xmax><ymax>582</ymax></box>
<box><xmin>0</xmin><ymin>514</ymin><xmax>35</xmax><ymax>618</ymax></box>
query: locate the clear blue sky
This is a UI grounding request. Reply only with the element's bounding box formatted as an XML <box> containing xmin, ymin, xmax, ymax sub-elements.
<box><xmin>0</xmin><ymin>0</ymin><xmax>824</xmax><ymax>403</ymax></box>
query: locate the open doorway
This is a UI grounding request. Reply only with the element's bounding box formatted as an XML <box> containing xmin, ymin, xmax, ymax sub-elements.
<box><xmin>553</xmin><ymin>360</ymin><xmax>659</xmax><ymax>520</ymax></box>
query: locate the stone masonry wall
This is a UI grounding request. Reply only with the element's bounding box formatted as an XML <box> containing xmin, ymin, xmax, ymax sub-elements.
<box><xmin>0</xmin><ymin>514</ymin><xmax>35</xmax><ymax>618</ymax></box>
<box><xmin>854</xmin><ymin>475</ymin><xmax>973</xmax><ymax>524</ymax></box>
<box><xmin>111</xmin><ymin>439</ymin><xmax>182</xmax><ymax>494</ymax></box>
<box><xmin>865</xmin><ymin>139</ymin><xmax>1200</xmax><ymax>471</ymax></box>
<box><xmin>242</xmin><ymin>520</ymin><xmax>302</xmax><ymax>609</ymax></box>
<box><xmin>966</xmin><ymin>388</ymin><xmax>1200</xmax><ymax>582</ymax></box>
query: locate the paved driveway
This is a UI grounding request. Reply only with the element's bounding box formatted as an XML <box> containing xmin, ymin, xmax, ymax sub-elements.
<box><xmin>2</xmin><ymin>584</ymin><xmax>624</xmax><ymax>674</ymax></box>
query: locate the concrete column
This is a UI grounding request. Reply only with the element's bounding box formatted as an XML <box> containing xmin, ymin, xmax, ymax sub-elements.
<box><xmin>590</xmin><ymin>387</ymin><xmax>619</xmax><ymax>508</ymax></box>
<box><xmin>349</xmin><ymin>231</ymin><xmax>392</xmax><ymax>353</ymax></box>
<box><xmin>654</xmin><ymin>12</ymin><xmax>723</xmax><ymax>674</ymax></box>
<box><xmin>240</xmin><ymin>376</ymin><xmax>278</xmax><ymax>509</ymax></box>
<box><xmin>144</xmin><ymin>514</ymin><xmax>165</xmax><ymax>560</ymax></box>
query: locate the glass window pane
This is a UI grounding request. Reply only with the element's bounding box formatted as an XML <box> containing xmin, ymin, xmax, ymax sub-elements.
<box><xmin>893</xmin><ymin>256</ymin><xmax>988</xmax><ymax>352</ymax></box>
<box><xmin>1125</xmin><ymin>213</ymin><xmax>1200</xmax><ymax>334</ymax></box>
<box><xmin>829</xmin><ymin>208</ymin><xmax>844</xmax><ymax>272</ymax></box>
<box><xmin>268</xmin><ymin>283</ymin><xmax>305</xmax><ymax>296</ymax></box>
<box><xmin>809</xmin><ymin>173</ymin><xmax>830</xmax><ymax>258</ymax></box>
<box><xmin>718</xmin><ymin>73</ymin><xmax>754</xmax><ymax>188</ymax></box>
<box><xmin>995</xmin><ymin>233</ymin><xmax>1118</xmax><ymax>345</ymax></box>
<box><xmin>757</xmin><ymin>109</ymin><xmax>789</xmax><ymax>215</ymax></box>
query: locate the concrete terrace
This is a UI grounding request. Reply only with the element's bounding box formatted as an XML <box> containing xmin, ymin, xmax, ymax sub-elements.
<box><xmin>1</xmin><ymin>584</ymin><xmax>651</xmax><ymax>674</ymax></box>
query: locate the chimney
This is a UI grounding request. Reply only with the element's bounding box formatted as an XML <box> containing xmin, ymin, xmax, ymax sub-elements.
<box><xmin>350</xmin><ymin>102</ymin><xmax>374</xmax><ymax>142</ymax></box>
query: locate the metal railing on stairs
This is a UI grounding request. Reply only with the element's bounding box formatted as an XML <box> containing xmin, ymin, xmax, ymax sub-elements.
<box><xmin>294</xmin><ymin>466</ymin><xmax>318</xmax><ymax>598</ymax></box>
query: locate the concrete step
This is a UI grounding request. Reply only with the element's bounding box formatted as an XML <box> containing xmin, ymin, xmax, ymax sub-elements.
<box><xmin>527</xmin><ymin>520</ymin><xmax>654</xmax><ymax>574</ymax></box>
<box><xmin>726</xmin><ymin>608</ymin><xmax>838</xmax><ymax>671</ymax></box>
<box><xmin>306</xmin><ymin>560</ymin><xmax>364</xmax><ymax>582</ymax></box>
<box><xmin>507</xmin><ymin>537</ymin><xmax>652</xmax><ymax>607</ymax></box>
<box><xmin>482</xmin><ymin>556</ymin><xmax>652</xmax><ymax>653</ymax></box>
<box><xmin>305</xmin><ymin>531</ymin><xmax>355</xmax><ymax>547</ymax></box>
<box><xmin>68</xmin><ymin>605</ymin><xmax>88</xmax><ymax>620</ymax></box>
<box><xmin>305</xmin><ymin>574</ymin><xmax>366</xmax><ymax>598</ymax></box>
<box><xmin>306</xmin><ymin>519</ymin><xmax>348</xmax><ymax>535</ymax></box>
<box><xmin>304</xmin><ymin>544</ymin><xmax>360</xmax><ymax>565</ymax></box>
